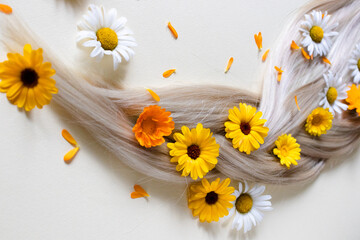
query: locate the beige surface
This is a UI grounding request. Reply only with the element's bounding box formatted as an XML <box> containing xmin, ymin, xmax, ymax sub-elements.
<box><xmin>0</xmin><ymin>0</ymin><xmax>359</xmax><ymax>239</ymax></box>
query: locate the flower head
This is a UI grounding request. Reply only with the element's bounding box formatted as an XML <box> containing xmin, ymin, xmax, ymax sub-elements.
<box><xmin>346</xmin><ymin>84</ymin><xmax>360</xmax><ymax>115</ymax></box>
<box><xmin>133</xmin><ymin>105</ymin><xmax>174</xmax><ymax>148</ymax></box>
<box><xmin>319</xmin><ymin>71</ymin><xmax>348</xmax><ymax>115</ymax></box>
<box><xmin>300</xmin><ymin>10</ymin><xmax>338</xmax><ymax>57</ymax></box>
<box><xmin>0</xmin><ymin>44</ymin><xmax>57</xmax><ymax>111</ymax></box>
<box><xmin>167</xmin><ymin>123</ymin><xmax>219</xmax><ymax>180</ymax></box>
<box><xmin>225</xmin><ymin>181</ymin><xmax>272</xmax><ymax>233</ymax></box>
<box><xmin>305</xmin><ymin>107</ymin><xmax>333</xmax><ymax>136</ymax></box>
<box><xmin>225</xmin><ymin>103</ymin><xmax>269</xmax><ymax>154</ymax></box>
<box><xmin>77</xmin><ymin>4</ymin><xmax>136</xmax><ymax>70</ymax></box>
<box><xmin>188</xmin><ymin>178</ymin><xmax>235</xmax><ymax>223</ymax></box>
<box><xmin>273</xmin><ymin>134</ymin><xmax>301</xmax><ymax>168</ymax></box>
<box><xmin>349</xmin><ymin>44</ymin><xmax>360</xmax><ymax>84</ymax></box>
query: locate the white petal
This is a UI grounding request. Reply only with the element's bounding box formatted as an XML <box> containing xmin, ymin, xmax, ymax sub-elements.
<box><xmin>112</xmin><ymin>51</ymin><xmax>122</xmax><ymax>70</ymax></box>
<box><xmin>77</xmin><ymin>31</ymin><xmax>96</xmax><ymax>42</ymax></box>
<box><xmin>116</xmin><ymin>47</ymin><xmax>130</xmax><ymax>62</ymax></box>
<box><xmin>105</xmin><ymin>8</ymin><xmax>117</xmax><ymax>28</ymax></box>
<box><xmin>83</xmin><ymin>40</ymin><xmax>99</xmax><ymax>47</ymax></box>
<box><xmin>112</xmin><ymin>17</ymin><xmax>127</xmax><ymax>32</ymax></box>
<box><xmin>90</xmin><ymin>46</ymin><xmax>102</xmax><ymax>58</ymax></box>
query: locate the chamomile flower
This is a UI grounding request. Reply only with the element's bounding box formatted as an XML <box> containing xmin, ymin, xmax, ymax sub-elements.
<box><xmin>300</xmin><ymin>10</ymin><xmax>338</xmax><ymax>57</ymax></box>
<box><xmin>319</xmin><ymin>71</ymin><xmax>347</xmax><ymax>115</ymax></box>
<box><xmin>77</xmin><ymin>4</ymin><xmax>136</xmax><ymax>70</ymax></box>
<box><xmin>225</xmin><ymin>181</ymin><xmax>272</xmax><ymax>233</ymax></box>
<box><xmin>349</xmin><ymin>44</ymin><xmax>360</xmax><ymax>84</ymax></box>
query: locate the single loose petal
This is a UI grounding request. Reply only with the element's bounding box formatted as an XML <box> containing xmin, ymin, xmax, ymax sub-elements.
<box><xmin>163</xmin><ymin>69</ymin><xmax>176</xmax><ymax>78</ymax></box>
<box><xmin>225</xmin><ymin>57</ymin><xmax>233</xmax><ymax>73</ymax></box>
<box><xmin>262</xmin><ymin>49</ymin><xmax>270</xmax><ymax>62</ymax></box>
<box><xmin>64</xmin><ymin>147</ymin><xmax>80</xmax><ymax>163</ymax></box>
<box><xmin>295</xmin><ymin>96</ymin><xmax>300</xmax><ymax>111</ymax></box>
<box><xmin>146</xmin><ymin>88</ymin><xmax>160</xmax><ymax>101</ymax></box>
<box><xmin>254</xmin><ymin>32</ymin><xmax>262</xmax><ymax>50</ymax></box>
<box><xmin>168</xmin><ymin>22</ymin><xmax>178</xmax><ymax>39</ymax></box>
<box><xmin>62</xmin><ymin>129</ymin><xmax>78</xmax><ymax>146</ymax></box>
<box><xmin>322</xmin><ymin>57</ymin><xmax>331</xmax><ymax>65</ymax></box>
<box><xmin>291</xmin><ymin>41</ymin><xmax>300</xmax><ymax>50</ymax></box>
<box><xmin>131</xmin><ymin>184</ymin><xmax>149</xmax><ymax>199</ymax></box>
<box><xmin>0</xmin><ymin>4</ymin><xmax>12</xmax><ymax>14</ymax></box>
<box><xmin>301</xmin><ymin>48</ymin><xmax>310</xmax><ymax>60</ymax></box>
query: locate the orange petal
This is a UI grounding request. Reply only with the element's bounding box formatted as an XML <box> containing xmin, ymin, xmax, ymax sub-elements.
<box><xmin>163</xmin><ymin>69</ymin><xmax>176</xmax><ymax>78</ymax></box>
<box><xmin>224</xmin><ymin>57</ymin><xmax>233</xmax><ymax>73</ymax></box>
<box><xmin>62</xmin><ymin>129</ymin><xmax>78</xmax><ymax>146</ymax></box>
<box><xmin>291</xmin><ymin>41</ymin><xmax>300</xmax><ymax>50</ymax></box>
<box><xmin>274</xmin><ymin>66</ymin><xmax>283</xmax><ymax>73</ymax></box>
<box><xmin>262</xmin><ymin>49</ymin><xmax>270</xmax><ymax>62</ymax></box>
<box><xmin>310</xmin><ymin>54</ymin><xmax>313</xmax><ymax>60</ymax></box>
<box><xmin>295</xmin><ymin>96</ymin><xmax>300</xmax><ymax>111</ymax></box>
<box><xmin>277</xmin><ymin>73</ymin><xmax>282</xmax><ymax>82</ymax></box>
<box><xmin>131</xmin><ymin>184</ymin><xmax>149</xmax><ymax>199</ymax></box>
<box><xmin>64</xmin><ymin>147</ymin><xmax>79</xmax><ymax>163</ymax></box>
<box><xmin>168</xmin><ymin>22</ymin><xmax>178</xmax><ymax>39</ymax></box>
<box><xmin>322</xmin><ymin>57</ymin><xmax>331</xmax><ymax>65</ymax></box>
<box><xmin>301</xmin><ymin>48</ymin><xmax>310</xmax><ymax>60</ymax></box>
<box><xmin>254</xmin><ymin>32</ymin><xmax>262</xmax><ymax>50</ymax></box>
<box><xmin>0</xmin><ymin>4</ymin><xmax>12</xmax><ymax>14</ymax></box>
<box><xmin>146</xmin><ymin>88</ymin><xmax>160</xmax><ymax>102</ymax></box>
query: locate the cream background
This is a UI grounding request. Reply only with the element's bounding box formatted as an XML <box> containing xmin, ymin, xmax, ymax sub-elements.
<box><xmin>0</xmin><ymin>0</ymin><xmax>359</xmax><ymax>239</ymax></box>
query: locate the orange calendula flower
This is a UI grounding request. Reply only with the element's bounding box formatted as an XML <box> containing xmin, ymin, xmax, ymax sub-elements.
<box><xmin>262</xmin><ymin>49</ymin><xmax>270</xmax><ymax>62</ymax></box>
<box><xmin>163</xmin><ymin>69</ymin><xmax>176</xmax><ymax>78</ymax></box>
<box><xmin>146</xmin><ymin>88</ymin><xmax>160</xmax><ymax>101</ymax></box>
<box><xmin>133</xmin><ymin>105</ymin><xmax>175</xmax><ymax>148</ymax></box>
<box><xmin>0</xmin><ymin>4</ymin><xmax>12</xmax><ymax>14</ymax></box>
<box><xmin>290</xmin><ymin>40</ymin><xmax>300</xmax><ymax>50</ymax></box>
<box><xmin>346</xmin><ymin>84</ymin><xmax>360</xmax><ymax>115</ymax></box>
<box><xmin>275</xmin><ymin>66</ymin><xmax>283</xmax><ymax>82</ymax></box>
<box><xmin>62</xmin><ymin>129</ymin><xmax>79</xmax><ymax>163</ymax></box>
<box><xmin>131</xmin><ymin>184</ymin><xmax>149</xmax><ymax>199</ymax></box>
<box><xmin>168</xmin><ymin>22</ymin><xmax>178</xmax><ymax>39</ymax></box>
<box><xmin>225</xmin><ymin>57</ymin><xmax>233</xmax><ymax>73</ymax></box>
<box><xmin>254</xmin><ymin>32</ymin><xmax>262</xmax><ymax>50</ymax></box>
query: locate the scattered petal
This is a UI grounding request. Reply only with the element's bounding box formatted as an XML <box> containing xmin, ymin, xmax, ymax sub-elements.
<box><xmin>131</xmin><ymin>184</ymin><xmax>149</xmax><ymax>199</ymax></box>
<box><xmin>146</xmin><ymin>88</ymin><xmax>160</xmax><ymax>102</ymax></box>
<box><xmin>225</xmin><ymin>57</ymin><xmax>234</xmax><ymax>73</ymax></box>
<box><xmin>301</xmin><ymin>48</ymin><xmax>310</xmax><ymax>60</ymax></box>
<box><xmin>275</xmin><ymin>66</ymin><xmax>283</xmax><ymax>82</ymax></box>
<box><xmin>295</xmin><ymin>96</ymin><xmax>300</xmax><ymax>111</ymax></box>
<box><xmin>262</xmin><ymin>49</ymin><xmax>270</xmax><ymax>62</ymax></box>
<box><xmin>254</xmin><ymin>32</ymin><xmax>262</xmax><ymax>50</ymax></box>
<box><xmin>322</xmin><ymin>57</ymin><xmax>331</xmax><ymax>65</ymax></box>
<box><xmin>64</xmin><ymin>147</ymin><xmax>80</xmax><ymax>163</ymax></box>
<box><xmin>168</xmin><ymin>22</ymin><xmax>178</xmax><ymax>39</ymax></box>
<box><xmin>0</xmin><ymin>4</ymin><xmax>12</xmax><ymax>14</ymax></box>
<box><xmin>290</xmin><ymin>41</ymin><xmax>300</xmax><ymax>50</ymax></box>
<box><xmin>62</xmin><ymin>129</ymin><xmax>78</xmax><ymax>146</ymax></box>
<box><xmin>163</xmin><ymin>69</ymin><xmax>176</xmax><ymax>78</ymax></box>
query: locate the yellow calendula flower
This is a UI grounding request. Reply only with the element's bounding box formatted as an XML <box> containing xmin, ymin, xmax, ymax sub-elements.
<box><xmin>0</xmin><ymin>44</ymin><xmax>58</xmax><ymax>111</ymax></box>
<box><xmin>305</xmin><ymin>107</ymin><xmax>333</xmax><ymax>136</ymax></box>
<box><xmin>346</xmin><ymin>84</ymin><xmax>360</xmax><ymax>115</ymax></box>
<box><xmin>188</xmin><ymin>178</ymin><xmax>235</xmax><ymax>223</ymax></box>
<box><xmin>224</xmin><ymin>103</ymin><xmax>269</xmax><ymax>154</ymax></box>
<box><xmin>167</xmin><ymin>123</ymin><xmax>219</xmax><ymax>180</ymax></box>
<box><xmin>273</xmin><ymin>134</ymin><xmax>301</xmax><ymax>168</ymax></box>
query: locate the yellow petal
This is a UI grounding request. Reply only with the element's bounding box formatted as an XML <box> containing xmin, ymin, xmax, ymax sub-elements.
<box><xmin>64</xmin><ymin>147</ymin><xmax>79</xmax><ymax>163</ymax></box>
<box><xmin>262</xmin><ymin>49</ymin><xmax>270</xmax><ymax>62</ymax></box>
<box><xmin>62</xmin><ymin>129</ymin><xmax>78</xmax><ymax>146</ymax></box>
<box><xmin>0</xmin><ymin>4</ymin><xmax>12</xmax><ymax>14</ymax></box>
<box><xmin>168</xmin><ymin>22</ymin><xmax>178</xmax><ymax>39</ymax></box>
<box><xmin>146</xmin><ymin>88</ymin><xmax>160</xmax><ymax>102</ymax></box>
<box><xmin>224</xmin><ymin>57</ymin><xmax>233</xmax><ymax>73</ymax></box>
<box><xmin>163</xmin><ymin>69</ymin><xmax>176</xmax><ymax>78</ymax></box>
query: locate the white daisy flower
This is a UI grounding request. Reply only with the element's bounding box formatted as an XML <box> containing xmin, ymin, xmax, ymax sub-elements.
<box><xmin>319</xmin><ymin>71</ymin><xmax>348</xmax><ymax>115</ymax></box>
<box><xmin>77</xmin><ymin>4</ymin><xmax>136</xmax><ymax>70</ymax></box>
<box><xmin>349</xmin><ymin>44</ymin><xmax>360</xmax><ymax>84</ymax></box>
<box><xmin>224</xmin><ymin>181</ymin><xmax>272</xmax><ymax>233</ymax></box>
<box><xmin>300</xmin><ymin>10</ymin><xmax>338</xmax><ymax>57</ymax></box>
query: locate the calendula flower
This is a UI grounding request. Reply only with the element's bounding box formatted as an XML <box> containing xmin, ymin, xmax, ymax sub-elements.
<box><xmin>319</xmin><ymin>71</ymin><xmax>347</xmax><ymax>115</ymax></box>
<box><xmin>167</xmin><ymin>123</ymin><xmax>219</xmax><ymax>180</ymax></box>
<box><xmin>225</xmin><ymin>181</ymin><xmax>272</xmax><ymax>233</ymax></box>
<box><xmin>346</xmin><ymin>84</ymin><xmax>360</xmax><ymax>115</ymax></box>
<box><xmin>133</xmin><ymin>105</ymin><xmax>174</xmax><ymax>148</ymax></box>
<box><xmin>349</xmin><ymin>43</ymin><xmax>360</xmax><ymax>84</ymax></box>
<box><xmin>0</xmin><ymin>44</ymin><xmax>57</xmax><ymax>111</ymax></box>
<box><xmin>300</xmin><ymin>10</ymin><xmax>338</xmax><ymax>57</ymax></box>
<box><xmin>225</xmin><ymin>103</ymin><xmax>269</xmax><ymax>154</ymax></box>
<box><xmin>77</xmin><ymin>4</ymin><xmax>136</xmax><ymax>70</ymax></box>
<box><xmin>305</xmin><ymin>107</ymin><xmax>333</xmax><ymax>136</ymax></box>
<box><xmin>188</xmin><ymin>178</ymin><xmax>235</xmax><ymax>223</ymax></box>
<box><xmin>273</xmin><ymin>134</ymin><xmax>301</xmax><ymax>168</ymax></box>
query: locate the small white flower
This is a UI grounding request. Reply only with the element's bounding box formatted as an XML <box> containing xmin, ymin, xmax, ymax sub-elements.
<box><xmin>319</xmin><ymin>71</ymin><xmax>347</xmax><ymax>115</ymax></box>
<box><xmin>224</xmin><ymin>181</ymin><xmax>272</xmax><ymax>233</ymax></box>
<box><xmin>300</xmin><ymin>10</ymin><xmax>338</xmax><ymax>57</ymax></box>
<box><xmin>77</xmin><ymin>4</ymin><xmax>136</xmax><ymax>70</ymax></box>
<box><xmin>349</xmin><ymin>44</ymin><xmax>360</xmax><ymax>84</ymax></box>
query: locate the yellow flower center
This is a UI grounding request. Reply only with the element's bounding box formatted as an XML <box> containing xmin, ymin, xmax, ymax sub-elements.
<box><xmin>240</xmin><ymin>122</ymin><xmax>251</xmax><ymax>135</ymax></box>
<box><xmin>205</xmin><ymin>191</ymin><xmax>218</xmax><ymax>205</ymax></box>
<box><xmin>326</xmin><ymin>87</ymin><xmax>338</xmax><ymax>104</ymax></box>
<box><xmin>235</xmin><ymin>193</ymin><xmax>253</xmax><ymax>214</ymax></box>
<box><xmin>309</xmin><ymin>26</ymin><xmax>324</xmax><ymax>43</ymax></box>
<box><xmin>187</xmin><ymin>145</ymin><xmax>201</xmax><ymax>159</ymax></box>
<box><xmin>357</xmin><ymin>59</ymin><xmax>360</xmax><ymax>71</ymax></box>
<box><xmin>142</xmin><ymin>118</ymin><xmax>157</xmax><ymax>134</ymax></box>
<box><xmin>20</xmin><ymin>68</ymin><xmax>39</xmax><ymax>88</ymax></box>
<box><xmin>311</xmin><ymin>114</ymin><xmax>323</xmax><ymax>126</ymax></box>
<box><xmin>96</xmin><ymin>28</ymin><xmax>118</xmax><ymax>51</ymax></box>
<box><xmin>279</xmin><ymin>146</ymin><xmax>289</xmax><ymax>157</ymax></box>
